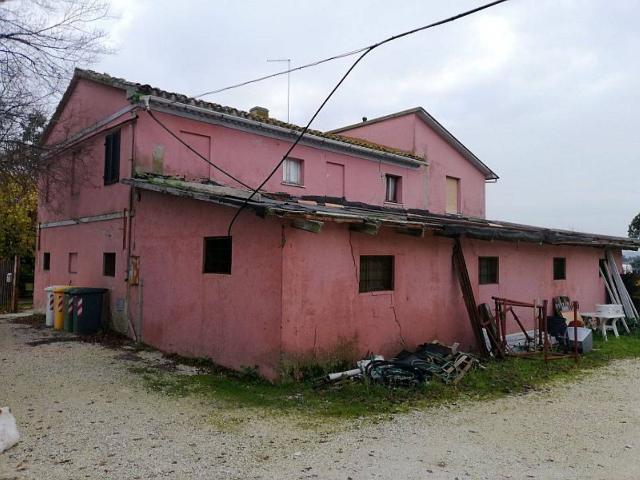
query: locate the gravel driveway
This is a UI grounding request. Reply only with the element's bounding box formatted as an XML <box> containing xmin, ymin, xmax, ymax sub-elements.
<box><xmin>2</xmin><ymin>314</ymin><xmax>640</xmax><ymax>479</ymax></box>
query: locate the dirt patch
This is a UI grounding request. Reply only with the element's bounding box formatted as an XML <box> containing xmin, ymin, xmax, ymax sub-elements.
<box><xmin>9</xmin><ymin>314</ymin><xmax>47</xmax><ymax>329</ymax></box>
<box><xmin>25</xmin><ymin>337</ymin><xmax>79</xmax><ymax>346</ymax></box>
<box><xmin>23</xmin><ymin>329</ymin><xmax>134</xmax><ymax>350</ymax></box>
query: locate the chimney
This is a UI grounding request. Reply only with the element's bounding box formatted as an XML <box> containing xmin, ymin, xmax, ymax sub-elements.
<box><xmin>250</xmin><ymin>106</ymin><xmax>269</xmax><ymax>119</ymax></box>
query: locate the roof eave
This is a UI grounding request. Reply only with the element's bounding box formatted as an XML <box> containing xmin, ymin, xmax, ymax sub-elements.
<box><xmin>123</xmin><ymin>175</ymin><xmax>639</xmax><ymax>250</ymax></box>
<box><xmin>143</xmin><ymin>95</ymin><xmax>427</xmax><ymax>168</ymax></box>
<box><xmin>330</xmin><ymin>106</ymin><xmax>499</xmax><ymax>181</ymax></box>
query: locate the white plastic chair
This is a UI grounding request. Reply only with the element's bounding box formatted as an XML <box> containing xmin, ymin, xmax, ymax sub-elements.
<box><xmin>595</xmin><ymin>304</ymin><xmax>630</xmax><ymax>340</ymax></box>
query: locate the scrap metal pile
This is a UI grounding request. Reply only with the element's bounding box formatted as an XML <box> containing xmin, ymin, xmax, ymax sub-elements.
<box><xmin>316</xmin><ymin>342</ymin><xmax>481</xmax><ymax>389</ymax></box>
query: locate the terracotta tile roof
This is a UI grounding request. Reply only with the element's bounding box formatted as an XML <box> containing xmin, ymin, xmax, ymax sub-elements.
<box><xmin>74</xmin><ymin>69</ymin><xmax>425</xmax><ymax>163</ymax></box>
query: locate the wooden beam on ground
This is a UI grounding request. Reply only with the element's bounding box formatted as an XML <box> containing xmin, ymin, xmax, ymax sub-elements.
<box><xmin>291</xmin><ymin>218</ymin><xmax>323</xmax><ymax>233</ymax></box>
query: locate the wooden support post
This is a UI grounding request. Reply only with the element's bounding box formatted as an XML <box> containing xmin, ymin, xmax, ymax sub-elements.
<box><xmin>452</xmin><ymin>238</ymin><xmax>490</xmax><ymax>357</ymax></box>
<box><xmin>10</xmin><ymin>255</ymin><xmax>19</xmax><ymax>313</ymax></box>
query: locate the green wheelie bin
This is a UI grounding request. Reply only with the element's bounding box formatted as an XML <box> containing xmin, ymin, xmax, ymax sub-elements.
<box><xmin>63</xmin><ymin>291</ymin><xmax>75</xmax><ymax>332</ymax></box>
<box><xmin>67</xmin><ymin>287</ymin><xmax>108</xmax><ymax>335</ymax></box>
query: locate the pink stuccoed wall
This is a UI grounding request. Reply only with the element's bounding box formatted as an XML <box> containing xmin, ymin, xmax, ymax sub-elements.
<box><xmin>34</xmin><ymin>79</ymin><xmax>133</xmax><ymax>327</ymax></box>
<box><xmin>130</xmin><ymin>191</ymin><xmax>284</xmax><ymax>378</ymax></box>
<box><xmin>336</xmin><ymin>113</ymin><xmax>487</xmax><ymax>217</ymax></box>
<box><xmin>280</xmin><ymin>226</ymin><xmax>609</xmax><ymax>360</ymax></box>
<box><xmin>33</xmin><ymin>219</ymin><xmax>130</xmax><ymax>331</ymax></box>
<box><xmin>133</xmin><ymin>111</ymin><xmax>428</xmax><ymax>209</ymax></box>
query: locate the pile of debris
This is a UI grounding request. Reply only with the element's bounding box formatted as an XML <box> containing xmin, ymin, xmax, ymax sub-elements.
<box><xmin>316</xmin><ymin>342</ymin><xmax>481</xmax><ymax>389</ymax></box>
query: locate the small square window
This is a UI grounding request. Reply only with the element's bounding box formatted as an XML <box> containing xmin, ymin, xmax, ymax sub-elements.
<box><xmin>68</xmin><ymin>252</ymin><xmax>78</xmax><ymax>274</ymax></box>
<box><xmin>282</xmin><ymin>158</ymin><xmax>303</xmax><ymax>185</ymax></box>
<box><xmin>553</xmin><ymin>257</ymin><xmax>566</xmax><ymax>280</ymax></box>
<box><xmin>385</xmin><ymin>175</ymin><xmax>401</xmax><ymax>203</ymax></box>
<box><xmin>104</xmin><ymin>130</ymin><xmax>121</xmax><ymax>186</ymax></box>
<box><xmin>479</xmin><ymin>257</ymin><xmax>499</xmax><ymax>284</ymax></box>
<box><xmin>203</xmin><ymin>236</ymin><xmax>232</xmax><ymax>274</ymax></box>
<box><xmin>103</xmin><ymin>252</ymin><xmax>116</xmax><ymax>277</ymax></box>
<box><xmin>359</xmin><ymin>255</ymin><xmax>394</xmax><ymax>292</ymax></box>
<box><xmin>43</xmin><ymin>252</ymin><xmax>50</xmax><ymax>271</ymax></box>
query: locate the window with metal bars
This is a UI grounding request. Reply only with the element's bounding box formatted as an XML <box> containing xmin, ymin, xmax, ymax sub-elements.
<box><xmin>478</xmin><ymin>256</ymin><xmax>499</xmax><ymax>284</ymax></box>
<box><xmin>553</xmin><ymin>257</ymin><xmax>566</xmax><ymax>280</ymax></box>
<box><xmin>359</xmin><ymin>255</ymin><xmax>394</xmax><ymax>292</ymax></box>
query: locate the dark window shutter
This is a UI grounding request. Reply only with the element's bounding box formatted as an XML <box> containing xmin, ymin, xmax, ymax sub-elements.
<box><xmin>104</xmin><ymin>135</ymin><xmax>112</xmax><ymax>184</ymax></box>
<box><xmin>111</xmin><ymin>130</ymin><xmax>120</xmax><ymax>182</ymax></box>
<box><xmin>104</xmin><ymin>130</ymin><xmax>121</xmax><ymax>185</ymax></box>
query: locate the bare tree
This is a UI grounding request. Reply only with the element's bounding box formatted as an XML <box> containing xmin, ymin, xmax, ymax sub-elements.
<box><xmin>0</xmin><ymin>0</ymin><xmax>110</xmax><ymax>158</ymax></box>
<box><xmin>0</xmin><ymin>0</ymin><xmax>110</xmax><ymax>257</ymax></box>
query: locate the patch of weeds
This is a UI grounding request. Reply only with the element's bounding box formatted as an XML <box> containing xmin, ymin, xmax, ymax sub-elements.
<box><xmin>129</xmin><ymin>330</ymin><xmax>640</xmax><ymax>419</ymax></box>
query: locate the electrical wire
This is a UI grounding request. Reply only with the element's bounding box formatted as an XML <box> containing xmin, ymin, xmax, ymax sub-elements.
<box><xmin>194</xmin><ymin>0</ymin><xmax>509</xmax><ymax>99</ymax></box>
<box><xmin>146</xmin><ymin>110</ymin><xmax>253</xmax><ymax>190</ymax></box>
<box><xmin>194</xmin><ymin>46</ymin><xmax>369</xmax><ymax>98</ymax></box>
<box><xmin>225</xmin><ymin>0</ymin><xmax>510</xmax><ymax>235</ymax></box>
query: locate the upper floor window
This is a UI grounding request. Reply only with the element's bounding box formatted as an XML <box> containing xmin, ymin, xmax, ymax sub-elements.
<box><xmin>479</xmin><ymin>256</ymin><xmax>499</xmax><ymax>285</ymax></box>
<box><xmin>104</xmin><ymin>130</ymin><xmax>121</xmax><ymax>185</ymax></box>
<box><xmin>385</xmin><ymin>175</ymin><xmax>401</xmax><ymax>203</ymax></box>
<box><xmin>43</xmin><ymin>252</ymin><xmax>50</xmax><ymax>271</ymax></box>
<box><xmin>446</xmin><ymin>176</ymin><xmax>460</xmax><ymax>214</ymax></box>
<box><xmin>283</xmin><ymin>158</ymin><xmax>303</xmax><ymax>186</ymax></box>
<box><xmin>553</xmin><ymin>257</ymin><xmax>566</xmax><ymax>280</ymax></box>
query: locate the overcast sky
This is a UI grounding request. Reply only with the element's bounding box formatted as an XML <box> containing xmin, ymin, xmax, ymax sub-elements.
<box><xmin>95</xmin><ymin>0</ymin><xmax>639</xmax><ymax>237</ymax></box>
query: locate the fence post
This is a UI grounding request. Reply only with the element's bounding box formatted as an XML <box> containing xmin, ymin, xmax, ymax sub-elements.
<box><xmin>11</xmin><ymin>255</ymin><xmax>20</xmax><ymax>313</ymax></box>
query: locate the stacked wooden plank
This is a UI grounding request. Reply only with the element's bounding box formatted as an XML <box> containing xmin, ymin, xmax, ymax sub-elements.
<box><xmin>603</xmin><ymin>250</ymin><xmax>639</xmax><ymax>321</ymax></box>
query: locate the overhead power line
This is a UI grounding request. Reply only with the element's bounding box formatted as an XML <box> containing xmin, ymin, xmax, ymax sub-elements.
<box><xmin>194</xmin><ymin>1</ymin><xmax>509</xmax><ymax>100</ymax></box>
<box><xmin>195</xmin><ymin>48</ymin><xmax>367</xmax><ymax>98</ymax></box>
<box><xmin>225</xmin><ymin>0</ymin><xmax>511</xmax><ymax>235</ymax></box>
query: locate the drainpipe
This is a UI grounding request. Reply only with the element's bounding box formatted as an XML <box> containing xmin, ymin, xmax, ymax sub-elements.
<box><xmin>125</xmin><ymin>115</ymin><xmax>138</xmax><ymax>341</ymax></box>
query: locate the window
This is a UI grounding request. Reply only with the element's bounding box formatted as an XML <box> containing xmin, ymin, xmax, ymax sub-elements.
<box><xmin>478</xmin><ymin>257</ymin><xmax>499</xmax><ymax>284</ymax></box>
<box><xmin>103</xmin><ymin>252</ymin><xmax>116</xmax><ymax>277</ymax></box>
<box><xmin>359</xmin><ymin>256</ymin><xmax>394</xmax><ymax>292</ymax></box>
<box><xmin>385</xmin><ymin>175</ymin><xmax>401</xmax><ymax>203</ymax></box>
<box><xmin>282</xmin><ymin>158</ymin><xmax>303</xmax><ymax>185</ymax></box>
<box><xmin>446</xmin><ymin>176</ymin><xmax>460</xmax><ymax>214</ymax></box>
<box><xmin>104</xmin><ymin>130</ymin><xmax>121</xmax><ymax>185</ymax></box>
<box><xmin>203</xmin><ymin>236</ymin><xmax>232</xmax><ymax>274</ymax></box>
<box><xmin>43</xmin><ymin>252</ymin><xmax>50</xmax><ymax>271</ymax></box>
<box><xmin>68</xmin><ymin>252</ymin><xmax>78</xmax><ymax>274</ymax></box>
<box><xmin>553</xmin><ymin>257</ymin><xmax>566</xmax><ymax>280</ymax></box>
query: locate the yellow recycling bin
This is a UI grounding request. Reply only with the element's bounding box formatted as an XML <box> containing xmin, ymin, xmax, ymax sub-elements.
<box><xmin>53</xmin><ymin>285</ymin><xmax>72</xmax><ymax>330</ymax></box>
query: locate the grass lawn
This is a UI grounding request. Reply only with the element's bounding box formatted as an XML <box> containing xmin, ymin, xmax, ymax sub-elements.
<box><xmin>131</xmin><ymin>329</ymin><xmax>640</xmax><ymax>419</ymax></box>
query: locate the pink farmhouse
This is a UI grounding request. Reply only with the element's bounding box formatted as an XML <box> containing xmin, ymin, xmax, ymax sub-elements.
<box><xmin>34</xmin><ymin>69</ymin><xmax>638</xmax><ymax>378</ymax></box>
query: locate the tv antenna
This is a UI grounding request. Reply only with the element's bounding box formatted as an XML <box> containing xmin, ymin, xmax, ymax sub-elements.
<box><xmin>266</xmin><ymin>58</ymin><xmax>291</xmax><ymax>122</ymax></box>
